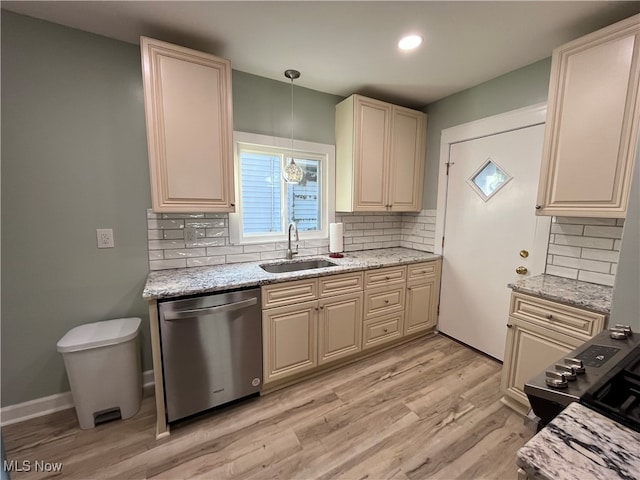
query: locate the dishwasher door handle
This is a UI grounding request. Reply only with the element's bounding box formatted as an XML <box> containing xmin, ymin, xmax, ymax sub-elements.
<box><xmin>163</xmin><ymin>297</ymin><xmax>258</xmax><ymax>321</ymax></box>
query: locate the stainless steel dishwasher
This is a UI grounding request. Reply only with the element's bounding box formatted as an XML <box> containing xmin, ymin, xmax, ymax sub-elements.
<box><xmin>158</xmin><ymin>288</ymin><xmax>262</xmax><ymax>423</ymax></box>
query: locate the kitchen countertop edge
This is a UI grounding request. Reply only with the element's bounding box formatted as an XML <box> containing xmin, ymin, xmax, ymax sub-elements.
<box><xmin>508</xmin><ymin>273</ymin><xmax>612</xmax><ymax>315</ymax></box>
<box><xmin>516</xmin><ymin>402</ymin><xmax>640</xmax><ymax>480</ymax></box>
<box><xmin>143</xmin><ymin>247</ymin><xmax>441</xmax><ymax>300</ymax></box>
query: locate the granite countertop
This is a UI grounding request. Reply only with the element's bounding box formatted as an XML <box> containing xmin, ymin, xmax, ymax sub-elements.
<box><xmin>517</xmin><ymin>402</ymin><xmax>640</xmax><ymax>480</ymax></box>
<box><xmin>508</xmin><ymin>274</ymin><xmax>613</xmax><ymax>314</ymax></box>
<box><xmin>143</xmin><ymin>247</ymin><xmax>440</xmax><ymax>300</ymax></box>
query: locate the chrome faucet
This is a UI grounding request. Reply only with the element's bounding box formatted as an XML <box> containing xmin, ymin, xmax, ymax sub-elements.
<box><xmin>287</xmin><ymin>222</ymin><xmax>299</xmax><ymax>260</ymax></box>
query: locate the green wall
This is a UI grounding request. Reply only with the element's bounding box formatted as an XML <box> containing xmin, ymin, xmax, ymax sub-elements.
<box><xmin>1</xmin><ymin>11</ymin><xmax>342</xmax><ymax>407</ymax></box>
<box><xmin>422</xmin><ymin>58</ymin><xmax>552</xmax><ymax>208</ymax></box>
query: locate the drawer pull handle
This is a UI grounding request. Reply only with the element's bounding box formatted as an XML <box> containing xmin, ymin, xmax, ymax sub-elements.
<box><xmin>314</xmin><ymin>307</ymin><xmax>319</xmax><ymax>311</ymax></box>
<box><xmin>383</xmin><ymin>328</ymin><xmax>388</xmax><ymax>333</ymax></box>
<box><xmin>507</xmin><ymin>324</ymin><xmax>513</xmax><ymax>328</ymax></box>
<box><xmin>545</xmin><ymin>314</ymin><xmax>553</xmax><ymax>320</ymax></box>
<box><xmin>385</xmin><ymin>300</ymin><xmax>390</xmax><ymax>304</ymax></box>
<box><xmin>385</xmin><ymin>276</ymin><xmax>391</xmax><ymax>280</ymax></box>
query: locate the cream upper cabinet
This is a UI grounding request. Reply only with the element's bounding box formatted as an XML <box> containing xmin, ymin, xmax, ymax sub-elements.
<box><xmin>140</xmin><ymin>37</ymin><xmax>235</xmax><ymax>213</ymax></box>
<box><xmin>336</xmin><ymin>95</ymin><xmax>426</xmax><ymax>212</ymax></box>
<box><xmin>500</xmin><ymin>292</ymin><xmax>606</xmax><ymax>415</ymax></box>
<box><xmin>536</xmin><ymin>14</ymin><xmax>640</xmax><ymax>218</ymax></box>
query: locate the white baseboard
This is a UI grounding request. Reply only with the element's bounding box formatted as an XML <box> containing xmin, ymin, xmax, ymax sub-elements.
<box><xmin>0</xmin><ymin>370</ymin><xmax>155</xmax><ymax>427</ymax></box>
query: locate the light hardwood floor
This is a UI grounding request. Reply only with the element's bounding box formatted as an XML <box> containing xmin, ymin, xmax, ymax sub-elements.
<box><xmin>3</xmin><ymin>334</ymin><xmax>534</xmax><ymax>479</ymax></box>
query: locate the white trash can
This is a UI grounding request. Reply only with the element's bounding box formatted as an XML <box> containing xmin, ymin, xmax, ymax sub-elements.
<box><xmin>57</xmin><ymin>317</ymin><xmax>142</xmax><ymax>429</ymax></box>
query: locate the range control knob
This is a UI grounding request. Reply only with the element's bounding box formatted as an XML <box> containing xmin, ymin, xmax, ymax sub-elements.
<box><xmin>545</xmin><ymin>371</ymin><xmax>568</xmax><ymax>388</ymax></box>
<box><xmin>555</xmin><ymin>364</ymin><xmax>576</xmax><ymax>381</ymax></box>
<box><xmin>609</xmin><ymin>326</ymin><xmax>630</xmax><ymax>339</ymax></box>
<box><xmin>615</xmin><ymin>324</ymin><xmax>633</xmax><ymax>336</ymax></box>
<box><xmin>564</xmin><ymin>358</ymin><xmax>585</xmax><ymax>374</ymax></box>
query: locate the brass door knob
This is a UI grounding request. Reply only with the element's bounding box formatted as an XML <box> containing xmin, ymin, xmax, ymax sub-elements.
<box><xmin>516</xmin><ymin>266</ymin><xmax>528</xmax><ymax>275</ymax></box>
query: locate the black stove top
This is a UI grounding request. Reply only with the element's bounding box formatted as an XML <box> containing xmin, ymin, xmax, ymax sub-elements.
<box><xmin>581</xmin><ymin>345</ymin><xmax>640</xmax><ymax>433</ymax></box>
<box><xmin>524</xmin><ymin>326</ymin><xmax>640</xmax><ymax>430</ymax></box>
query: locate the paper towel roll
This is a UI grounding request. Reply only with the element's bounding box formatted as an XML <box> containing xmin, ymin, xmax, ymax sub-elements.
<box><xmin>329</xmin><ymin>223</ymin><xmax>344</xmax><ymax>253</ymax></box>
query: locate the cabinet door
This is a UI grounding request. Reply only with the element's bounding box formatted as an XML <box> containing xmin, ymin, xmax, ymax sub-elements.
<box><xmin>318</xmin><ymin>292</ymin><xmax>363</xmax><ymax>365</ymax></box>
<box><xmin>140</xmin><ymin>37</ymin><xmax>235</xmax><ymax>213</ymax></box>
<box><xmin>405</xmin><ymin>279</ymin><xmax>438</xmax><ymax>335</ymax></box>
<box><xmin>262</xmin><ymin>301</ymin><xmax>317</xmax><ymax>384</ymax></box>
<box><xmin>389</xmin><ymin>106</ymin><xmax>426</xmax><ymax>212</ymax></box>
<box><xmin>353</xmin><ymin>96</ymin><xmax>391</xmax><ymax>211</ymax></box>
<box><xmin>536</xmin><ymin>15</ymin><xmax>640</xmax><ymax>217</ymax></box>
<box><xmin>500</xmin><ymin>316</ymin><xmax>583</xmax><ymax>415</ymax></box>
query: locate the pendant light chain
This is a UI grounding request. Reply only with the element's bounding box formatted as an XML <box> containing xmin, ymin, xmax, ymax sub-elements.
<box><xmin>283</xmin><ymin>69</ymin><xmax>303</xmax><ymax>184</ymax></box>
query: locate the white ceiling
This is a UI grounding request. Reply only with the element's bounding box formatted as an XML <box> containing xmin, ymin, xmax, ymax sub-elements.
<box><xmin>3</xmin><ymin>1</ymin><xmax>640</xmax><ymax>108</ymax></box>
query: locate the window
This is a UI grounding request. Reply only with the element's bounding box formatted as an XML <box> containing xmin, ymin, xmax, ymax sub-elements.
<box><xmin>230</xmin><ymin>132</ymin><xmax>335</xmax><ymax>244</ymax></box>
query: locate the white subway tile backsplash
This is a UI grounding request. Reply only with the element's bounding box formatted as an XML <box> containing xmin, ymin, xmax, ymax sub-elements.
<box><xmin>548</xmin><ymin>244</ymin><xmax>581</xmax><ymax>257</ymax></box>
<box><xmin>206</xmin><ymin>245</ymin><xmax>243</xmax><ymax>256</ymax></box>
<box><xmin>148</xmin><ymin>219</ymin><xmax>184</xmax><ymax>230</ymax></box>
<box><xmin>148</xmin><ymin>239</ymin><xmax>186</xmax><ymax>250</ymax></box>
<box><xmin>243</xmin><ymin>243</ymin><xmax>276</xmax><ymax>253</ymax></box>
<box><xmin>205</xmin><ymin>228</ymin><xmax>227</xmax><ymax>237</ymax></box>
<box><xmin>186</xmin><ymin>220</ymin><xmax>226</xmax><ymax>229</ymax></box>
<box><xmin>163</xmin><ymin>230</ymin><xmax>186</xmax><ymax>240</ymax></box>
<box><xmin>225</xmin><ymin>253</ymin><xmax>262</xmax><ymax>264</ymax></box>
<box><xmin>578</xmin><ymin>270</ymin><xmax>615</xmax><ymax>287</ymax></box>
<box><xmin>555</xmin><ymin>217</ymin><xmax>617</xmax><ymax>226</ymax></box>
<box><xmin>148</xmin><ymin>230</ymin><xmax>163</xmax><ymax>240</ymax></box>
<box><xmin>550</xmin><ymin>223</ymin><xmax>584</xmax><ymax>235</ymax></box>
<box><xmin>552</xmin><ymin>256</ymin><xmax>611</xmax><ymax>274</ymax></box>
<box><xmin>546</xmin><ymin>216</ymin><xmax>623</xmax><ymax>287</ymax></box>
<box><xmin>546</xmin><ymin>264</ymin><xmax>578</xmax><ymax>279</ymax></box>
<box><xmin>581</xmin><ymin>248</ymin><xmax>620</xmax><ymax>263</ymax></box>
<box><xmin>148</xmin><ymin>250</ymin><xmax>164</xmax><ymax>261</ymax></box>
<box><xmin>193</xmin><ymin>238</ymin><xmax>225</xmax><ymax>247</ymax></box>
<box><xmin>553</xmin><ymin>234</ymin><xmax>614</xmax><ymax>250</ymax></box>
<box><xmin>149</xmin><ymin>259</ymin><xmax>187</xmax><ymax>270</ymax></box>
<box><xmin>186</xmin><ymin>256</ymin><xmax>226</xmax><ymax>267</ymax></box>
<box><xmin>583</xmin><ymin>225</ymin><xmax>624</xmax><ymax>239</ymax></box>
<box><xmin>162</xmin><ymin>213</ymin><xmax>205</xmax><ymax>219</ymax></box>
<box><xmin>164</xmin><ymin>248</ymin><xmax>207</xmax><ymax>259</ymax></box>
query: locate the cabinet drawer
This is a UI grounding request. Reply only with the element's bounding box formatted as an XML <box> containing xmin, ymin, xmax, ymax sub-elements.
<box><xmin>407</xmin><ymin>260</ymin><xmax>440</xmax><ymax>286</ymax></box>
<box><xmin>262</xmin><ymin>279</ymin><xmax>318</xmax><ymax>309</ymax></box>
<box><xmin>509</xmin><ymin>292</ymin><xmax>606</xmax><ymax>340</ymax></box>
<box><xmin>364</xmin><ymin>285</ymin><xmax>406</xmax><ymax>319</ymax></box>
<box><xmin>319</xmin><ymin>272</ymin><xmax>364</xmax><ymax>297</ymax></box>
<box><xmin>363</xmin><ymin>312</ymin><xmax>404</xmax><ymax>350</ymax></box>
<box><xmin>364</xmin><ymin>266</ymin><xmax>406</xmax><ymax>288</ymax></box>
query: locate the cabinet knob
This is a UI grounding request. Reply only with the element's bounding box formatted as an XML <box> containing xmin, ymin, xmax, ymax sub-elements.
<box><xmin>230</xmin><ymin>203</ymin><xmax>236</xmax><ymax>207</ymax></box>
<box><xmin>383</xmin><ymin>328</ymin><xmax>388</xmax><ymax>333</ymax></box>
<box><xmin>535</xmin><ymin>205</ymin><xmax>542</xmax><ymax>210</ymax></box>
<box><xmin>507</xmin><ymin>324</ymin><xmax>513</xmax><ymax>328</ymax></box>
<box><xmin>545</xmin><ymin>313</ymin><xmax>553</xmax><ymax>320</ymax></box>
<box><xmin>515</xmin><ymin>266</ymin><xmax>528</xmax><ymax>275</ymax></box>
<box><xmin>314</xmin><ymin>307</ymin><xmax>319</xmax><ymax>311</ymax></box>
<box><xmin>320</xmin><ymin>305</ymin><xmax>324</xmax><ymax>310</ymax></box>
<box><xmin>385</xmin><ymin>276</ymin><xmax>391</xmax><ymax>280</ymax></box>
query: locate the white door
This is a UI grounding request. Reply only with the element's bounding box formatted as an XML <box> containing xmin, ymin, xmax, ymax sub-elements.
<box><xmin>438</xmin><ymin>123</ymin><xmax>551</xmax><ymax>361</ymax></box>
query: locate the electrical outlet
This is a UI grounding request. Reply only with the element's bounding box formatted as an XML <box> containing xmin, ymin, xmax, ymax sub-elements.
<box><xmin>96</xmin><ymin>228</ymin><xmax>114</xmax><ymax>249</ymax></box>
<box><xmin>184</xmin><ymin>227</ymin><xmax>197</xmax><ymax>246</ymax></box>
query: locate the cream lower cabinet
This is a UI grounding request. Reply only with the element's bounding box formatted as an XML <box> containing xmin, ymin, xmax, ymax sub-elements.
<box><xmin>318</xmin><ymin>292</ymin><xmax>363</xmax><ymax>365</ymax></box>
<box><xmin>262</xmin><ymin>273</ymin><xmax>363</xmax><ymax>385</ymax></box>
<box><xmin>536</xmin><ymin>14</ymin><xmax>640</xmax><ymax>217</ymax></box>
<box><xmin>405</xmin><ymin>260</ymin><xmax>441</xmax><ymax>335</ymax></box>
<box><xmin>500</xmin><ymin>292</ymin><xmax>606</xmax><ymax>415</ymax></box>
<box><xmin>362</xmin><ymin>266</ymin><xmax>407</xmax><ymax>350</ymax></box>
<box><xmin>262</xmin><ymin>300</ymin><xmax>318</xmax><ymax>384</ymax></box>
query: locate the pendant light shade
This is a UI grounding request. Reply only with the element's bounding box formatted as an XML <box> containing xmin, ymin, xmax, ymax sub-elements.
<box><xmin>283</xmin><ymin>69</ymin><xmax>304</xmax><ymax>184</ymax></box>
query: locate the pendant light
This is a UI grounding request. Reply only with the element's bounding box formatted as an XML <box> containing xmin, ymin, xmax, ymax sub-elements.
<box><xmin>282</xmin><ymin>69</ymin><xmax>304</xmax><ymax>184</ymax></box>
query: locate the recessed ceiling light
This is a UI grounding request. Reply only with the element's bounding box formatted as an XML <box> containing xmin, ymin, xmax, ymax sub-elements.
<box><xmin>398</xmin><ymin>34</ymin><xmax>423</xmax><ymax>51</ymax></box>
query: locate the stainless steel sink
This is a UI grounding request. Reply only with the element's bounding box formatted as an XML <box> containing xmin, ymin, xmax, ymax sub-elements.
<box><xmin>260</xmin><ymin>259</ymin><xmax>338</xmax><ymax>274</ymax></box>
